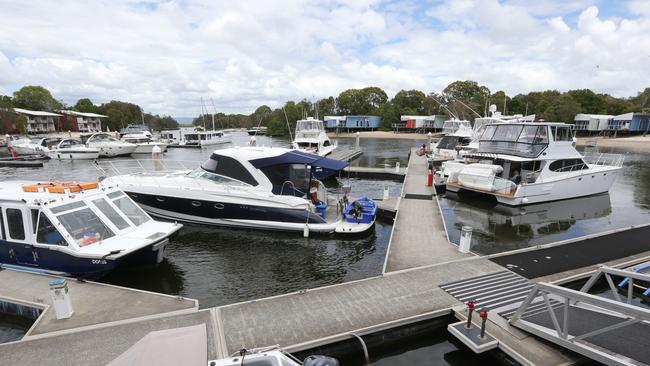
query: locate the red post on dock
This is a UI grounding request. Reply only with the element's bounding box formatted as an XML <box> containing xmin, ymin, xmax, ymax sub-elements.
<box><xmin>479</xmin><ymin>310</ymin><xmax>488</xmax><ymax>339</ymax></box>
<box><xmin>427</xmin><ymin>170</ymin><xmax>433</xmax><ymax>186</ymax></box>
<box><xmin>466</xmin><ymin>300</ymin><xmax>476</xmax><ymax>329</ymax></box>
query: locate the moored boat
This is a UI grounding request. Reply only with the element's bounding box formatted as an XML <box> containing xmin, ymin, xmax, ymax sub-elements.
<box><xmin>443</xmin><ymin>122</ymin><xmax>624</xmax><ymax>206</ymax></box>
<box><xmin>0</xmin><ymin>180</ymin><xmax>182</xmax><ymax>279</ymax></box>
<box><xmin>101</xmin><ymin>147</ymin><xmax>376</xmax><ymax>234</ymax></box>
<box><xmin>292</xmin><ymin>118</ymin><xmax>336</xmax><ymax>156</ymax></box>
<box><xmin>121</xmin><ymin>133</ymin><xmax>169</xmax><ymax>154</ymax></box>
<box><xmin>47</xmin><ymin>138</ymin><xmax>101</xmax><ymax>160</ymax></box>
<box><xmin>82</xmin><ymin>132</ymin><xmax>137</xmax><ymax>157</ymax></box>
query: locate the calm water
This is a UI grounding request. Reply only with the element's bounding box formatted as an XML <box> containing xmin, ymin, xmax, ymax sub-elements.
<box><xmin>0</xmin><ymin>132</ymin><xmax>409</xmax><ymax>308</ymax></box>
<box><xmin>440</xmin><ymin>147</ymin><xmax>650</xmax><ymax>255</ymax></box>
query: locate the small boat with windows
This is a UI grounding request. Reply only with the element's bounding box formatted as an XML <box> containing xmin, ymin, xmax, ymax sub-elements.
<box><xmin>6</xmin><ymin>135</ymin><xmax>55</xmax><ymax>156</ymax></box>
<box><xmin>443</xmin><ymin>122</ymin><xmax>624</xmax><ymax>206</ymax></box>
<box><xmin>0</xmin><ymin>181</ymin><xmax>182</xmax><ymax>279</ymax></box>
<box><xmin>46</xmin><ymin>138</ymin><xmax>101</xmax><ymax>160</ymax></box>
<box><xmin>180</xmin><ymin>128</ymin><xmax>232</xmax><ymax>147</ymax></box>
<box><xmin>121</xmin><ymin>133</ymin><xmax>169</xmax><ymax>154</ymax></box>
<box><xmin>292</xmin><ymin>118</ymin><xmax>335</xmax><ymax>156</ymax></box>
<box><xmin>102</xmin><ymin>147</ymin><xmax>376</xmax><ymax>234</ymax></box>
<box><xmin>247</xmin><ymin>126</ymin><xmax>267</xmax><ymax>136</ymax></box>
<box><xmin>81</xmin><ymin>132</ymin><xmax>137</xmax><ymax>157</ymax></box>
<box><xmin>427</xmin><ymin>119</ymin><xmax>474</xmax><ymax>165</ymax></box>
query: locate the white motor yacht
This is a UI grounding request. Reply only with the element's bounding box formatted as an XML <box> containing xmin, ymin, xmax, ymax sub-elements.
<box><xmin>292</xmin><ymin>118</ymin><xmax>336</xmax><ymax>156</ymax></box>
<box><xmin>122</xmin><ymin>133</ymin><xmax>169</xmax><ymax>154</ymax></box>
<box><xmin>428</xmin><ymin>119</ymin><xmax>474</xmax><ymax>165</ymax></box>
<box><xmin>443</xmin><ymin>122</ymin><xmax>624</xmax><ymax>206</ymax></box>
<box><xmin>7</xmin><ymin>135</ymin><xmax>51</xmax><ymax>155</ymax></box>
<box><xmin>0</xmin><ymin>180</ymin><xmax>182</xmax><ymax>279</ymax></box>
<box><xmin>47</xmin><ymin>138</ymin><xmax>101</xmax><ymax>160</ymax></box>
<box><xmin>82</xmin><ymin>132</ymin><xmax>137</xmax><ymax>157</ymax></box>
<box><xmin>181</xmin><ymin>129</ymin><xmax>232</xmax><ymax>146</ymax></box>
<box><xmin>101</xmin><ymin>147</ymin><xmax>376</xmax><ymax>234</ymax></box>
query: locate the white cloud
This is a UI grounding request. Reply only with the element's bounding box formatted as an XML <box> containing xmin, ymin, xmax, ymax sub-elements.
<box><xmin>0</xmin><ymin>0</ymin><xmax>648</xmax><ymax>116</ymax></box>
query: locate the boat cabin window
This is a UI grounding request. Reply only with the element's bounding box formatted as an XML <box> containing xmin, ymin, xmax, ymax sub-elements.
<box><xmin>36</xmin><ymin>212</ymin><xmax>66</xmax><ymax>246</ymax></box>
<box><xmin>323</xmin><ymin>140</ymin><xmax>331</xmax><ymax>147</ymax></box>
<box><xmin>112</xmin><ymin>197</ymin><xmax>151</xmax><ymax>226</ymax></box>
<box><xmin>261</xmin><ymin>164</ymin><xmax>310</xmax><ymax>195</ymax></box>
<box><xmin>56</xmin><ymin>208</ymin><xmax>115</xmax><ymax>245</ymax></box>
<box><xmin>91</xmin><ymin>198</ymin><xmax>130</xmax><ymax>230</ymax></box>
<box><xmin>548</xmin><ymin>159</ymin><xmax>587</xmax><ymax>172</ymax></box>
<box><xmin>551</xmin><ymin>126</ymin><xmax>573</xmax><ymax>141</ymax></box>
<box><xmin>50</xmin><ymin>201</ymin><xmax>86</xmax><ymax>214</ymax></box>
<box><xmin>186</xmin><ymin>169</ymin><xmax>248</xmax><ymax>185</ymax></box>
<box><xmin>479</xmin><ymin>124</ymin><xmax>549</xmax><ymax>158</ymax></box>
<box><xmin>31</xmin><ymin>209</ymin><xmax>39</xmax><ymax>233</ymax></box>
<box><xmin>6</xmin><ymin>208</ymin><xmax>26</xmax><ymax>240</ymax></box>
<box><xmin>201</xmin><ymin>154</ymin><xmax>258</xmax><ymax>186</ymax></box>
<box><xmin>437</xmin><ymin>136</ymin><xmax>470</xmax><ymax>150</ymax></box>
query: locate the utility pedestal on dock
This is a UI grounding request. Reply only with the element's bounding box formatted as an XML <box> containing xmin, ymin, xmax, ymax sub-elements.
<box><xmin>448</xmin><ymin>321</ymin><xmax>498</xmax><ymax>353</ymax></box>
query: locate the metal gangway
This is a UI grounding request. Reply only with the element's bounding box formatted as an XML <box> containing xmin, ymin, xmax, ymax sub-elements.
<box><xmin>509</xmin><ymin>266</ymin><xmax>650</xmax><ymax>366</ymax></box>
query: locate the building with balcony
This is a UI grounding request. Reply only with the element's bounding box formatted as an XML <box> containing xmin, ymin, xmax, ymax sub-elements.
<box><xmin>13</xmin><ymin>108</ymin><xmax>61</xmax><ymax>133</ymax></box>
<box><xmin>60</xmin><ymin>110</ymin><xmax>107</xmax><ymax>132</ymax></box>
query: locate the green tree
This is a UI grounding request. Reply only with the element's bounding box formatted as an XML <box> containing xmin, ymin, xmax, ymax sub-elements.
<box><xmin>13</xmin><ymin>86</ymin><xmax>62</xmax><ymax>111</ymax></box>
<box><xmin>315</xmin><ymin>97</ymin><xmax>336</xmax><ymax>117</ymax></box>
<box><xmin>336</xmin><ymin>87</ymin><xmax>388</xmax><ymax>115</ymax></box>
<box><xmin>442</xmin><ymin>80</ymin><xmax>490</xmax><ymax>120</ymax></box>
<box><xmin>15</xmin><ymin>114</ymin><xmax>27</xmax><ymax>134</ymax></box>
<box><xmin>98</xmin><ymin>100</ymin><xmax>142</xmax><ymax>131</ymax></box>
<box><xmin>0</xmin><ymin>95</ymin><xmax>13</xmax><ymax>109</ymax></box>
<box><xmin>74</xmin><ymin>98</ymin><xmax>98</xmax><ymax>113</ymax></box>
<box><xmin>541</xmin><ymin>94</ymin><xmax>580</xmax><ymax>123</ymax></box>
<box><xmin>489</xmin><ymin>91</ymin><xmax>511</xmax><ymax>114</ymax></box>
<box><xmin>423</xmin><ymin>93</ymin><xmax>446</xmax><ymax>115</ymax></box>
<box><xmin>567</xmin><ymin>89</ymin><xmax>607</xmax><ymax>114</ymax></box>
<box><xmin>375</xmin><ymin>102</ymin><xmax>401</xmax><ymax>131</ymax></box>
<box><xmin>392</xmin><ymin>89</ymin><xmax>426</xmax><ymax>114</ymax></box>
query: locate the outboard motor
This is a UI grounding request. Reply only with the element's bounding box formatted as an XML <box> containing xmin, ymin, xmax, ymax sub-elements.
<box><xmin>302</xmin><ymin>355</ymin><xmax>340</xmax><ymax>366</ymax></box>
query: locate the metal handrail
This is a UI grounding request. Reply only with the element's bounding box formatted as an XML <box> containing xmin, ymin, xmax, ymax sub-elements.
<box><xmin>509</xmin><ymin>266</ymin><xmax>650</xmax><ymax>366</ymax></box>
<box><xmin>582</xmin><ymin>152</ymin><xmax>625</xmax><ymax>168</ymax></box>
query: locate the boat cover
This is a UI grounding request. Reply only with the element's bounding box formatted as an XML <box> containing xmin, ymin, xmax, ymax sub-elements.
<box><xmin>250</xmin><ymin>150</ymin><xmax>348</xmax><ymax>177</ymax></box>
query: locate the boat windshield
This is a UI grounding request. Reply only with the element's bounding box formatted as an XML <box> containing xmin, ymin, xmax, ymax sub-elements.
<box><xmin>437</xmin><ymin>136</ymin><xmax>470</xmax><ymax>150</ymax></box>
<box><xmin>296</xmin><ymin>120</ymin><xmax>324</xmax><ymax>132</ymax></box>
<box><xmin>186</xmin><ymin>168</ymin><xmax>249</xmax><ymax>185</ymax></box>
<box><xmin>479</xmin><ymin>124</ymin><xmax>549</xmax><ymax>158</ymax></box>
<box><xmin>54</xmin><ymin>203</ymin><xmax>115</xmax><ymax>246</ymax></box>
<box><xmin>91</xmin><ymin>134</ymin><xmax>119</xmax><ymax>142</ymax></box>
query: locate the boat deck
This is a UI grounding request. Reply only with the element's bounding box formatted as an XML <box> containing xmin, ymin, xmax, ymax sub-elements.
<box><xmin>447</xmin><ymin>182</ymin><xmax>517</xmax><ymax>198</ymax></box>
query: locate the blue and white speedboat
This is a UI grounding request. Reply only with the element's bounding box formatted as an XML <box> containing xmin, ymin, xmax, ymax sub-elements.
<box><xmin>104</xmin><ymin>147</ymin><xmax>377</xmax><ymax>234</ymax></box>
<box><xmin>0</xmin><ymin>181</ymin><xmax>182</xmax><ymax>279</ymax></box>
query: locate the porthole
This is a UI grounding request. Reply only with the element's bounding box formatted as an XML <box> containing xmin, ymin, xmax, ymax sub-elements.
<box><xmin>214</xmin><ymin>203</ymin><xmax>225</xmax><ymax>210</ymax></box>
<box><xmin>191</xmin><ymin>201</ymin><xmax>201</xmax><ymax>207</ymax></box>
<box><xmin>156</xmin><ymin>197</ymin><xmax>165</xmax><ymax>202</ymax></box>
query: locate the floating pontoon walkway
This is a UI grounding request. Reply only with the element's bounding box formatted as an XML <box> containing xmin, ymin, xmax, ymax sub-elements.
<box><xmin>328</xmin><ymin>148</ymin><xmax>363</xmax><ymax>162</ymax></box>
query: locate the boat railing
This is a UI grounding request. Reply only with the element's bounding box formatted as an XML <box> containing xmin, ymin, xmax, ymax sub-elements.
<box><xmin>94</xmin><ymin>159</ymin><xmax>219</xmax><ymax>192</ymax></box>
<box><xmin>582</xmin><ymin>152</ymin><xmax>625</xmax><ymax>168</ymax></box>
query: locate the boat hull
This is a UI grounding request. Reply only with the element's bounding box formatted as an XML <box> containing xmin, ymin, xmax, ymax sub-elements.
<box><xmin>447</xmin><ymin>167</ymin><xmax>620</xmax><ymax>206</ymax></box>
<box><xmin>132</xmin><ymin>143</ymin><xmax>169</xmax><ymax>154</ymax></box>
<box><xmin>0</xmin><ymin>237</ymin><xmax>168</xmax><ymax>279</ymax></box>
<box><xmin>92</xmin><ymin>144</ymin><xmax>137</xmax><ymax>157</ymax></box>
<box><xmin>47</xmin><ymin>149</ymin><xmax>100</xmax><ymax>160</ymax></box>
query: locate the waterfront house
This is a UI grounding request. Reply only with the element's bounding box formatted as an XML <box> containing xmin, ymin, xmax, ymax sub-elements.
<box><xmin>323</xmin><ymin>115</ymin><xmax>381</xmax><ymax>131</ymax></box>
<box><xmin>13</xmin><ymin>108</ymin><xmax>61</xmax><ymax>133</ymax></box>
<box><xmin>59</xmin><ymin>110</ymin><xmax>107</xmax><ymax>132</ymax></box>
<box><xmin>610</xmin><ymin>112</ymin><xmax>650</xmax><ymax>133</ymax></box>
<box><xmin>573</xmin><ymin>113</ymin><xmax>613</xmax><ymax>134</ymax></box>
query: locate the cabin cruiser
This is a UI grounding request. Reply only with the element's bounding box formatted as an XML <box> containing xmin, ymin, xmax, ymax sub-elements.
<box><xmin>0</xmin><ymin>180</ymin><xmax>182</xmax><ymax>279</ymax></box>
<box><xmin>427</xmin><ymin>119</ymin><xmax>474</xmax><ymax>166</ymax></box>
<box><xmin>121</xmin><ymin>133</ymin><xmax>168</xmax><ymax>154</ymax></box>
<box><xmin>119</xmin><ymin>124</ymin><xmax>151</xmax><ymax>137</ymax></box>
<box><xmin>82</xmin><ymin>132</ymin><xmax>137</xmax><ymax>157</ymax></box>
<box><xmin>101</xmin><ymin>147</ymin><xmax>377</xmax><ymax>234</ymax></box>
<box><xmin>6</xmin><ymin>135</ymin><xmax>55</xmax><ymax>156</ymax></box>
<box><xmin>292</xmin><ymin>118</ymin><xmax>335</xmax><ymax>156</ymax></box>
<box><xmin>181</xmin><ymin>129</ymin><xmax>232</xmax><ymax>146</ymax></box>
<box><xmin>247</xmin><ymin>126</ymin><xmax>268</xmax><ymax>135</ymax></box>
<box><xmin>443</xmin><ymin>122</ymin><xmax>624</xmax><ymax>206</ymax></box>
<box><xmin>47</xmin><ymin>138</ymin><xmax>101</xmax><ymax>160</ymax></box>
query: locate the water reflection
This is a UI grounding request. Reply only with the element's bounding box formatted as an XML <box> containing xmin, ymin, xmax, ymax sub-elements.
<box><xmin>444</xmin><ymin>192</ymin><xmax>612</xmax><ymax>255</ymax></box>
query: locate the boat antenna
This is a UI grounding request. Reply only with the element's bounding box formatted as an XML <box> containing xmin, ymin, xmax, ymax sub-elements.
<box><xmin>448</xmin><ymin>96</ymin><xmax>482</xmax><ymax>118</ymax></box>
<box><xmin>428</xmin><ymin>94</ymin><xmax>459</xmax><ymax>120</ymax></box>
<box><xmin>200</xmin><ymin>97</ymin><xmax>206</xmax><ymax>130</ymax></box>
<box><xmin>283</xmin><ymin>107</ymin><xmax>293</xmax><ymax>141</ymax></box>
<box><xmin>210</xmin><ymin>98</ymin><xmax>224</xmax><ymax>131</ymax></box>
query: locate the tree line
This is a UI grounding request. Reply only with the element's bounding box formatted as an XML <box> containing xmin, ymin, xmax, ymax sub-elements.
<box><xmin>3</xmin><ymin>82</ymin><xmax>649</xmax><ymax>136</ymax></box>
<box><xmin>193</xmin><ymin>81</ymin><xmax>650</xmax><ymax>136</ymax></box>
<box><xmin>0</xmin><ymin>86</ymin><xmax>179</xmax><ymax>134</ymax></box>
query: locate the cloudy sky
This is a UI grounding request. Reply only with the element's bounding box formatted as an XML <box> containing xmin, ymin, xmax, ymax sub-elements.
<box><xmin>0</xmin><ymin>0</ymin><xmax>649</xmax><ymax>117</ymax></box>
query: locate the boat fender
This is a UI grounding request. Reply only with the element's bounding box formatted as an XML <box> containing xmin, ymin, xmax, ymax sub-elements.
<box><xmin>302</xmin><ymin>355</ymin><xmax>340</xmax><ymax>366</ymax></box>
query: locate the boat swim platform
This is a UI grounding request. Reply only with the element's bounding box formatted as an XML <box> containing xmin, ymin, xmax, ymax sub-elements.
<box><xmin>328</xmin><ymin>148</ymin><xmax>363</xmax><ymax>162</ymax></box>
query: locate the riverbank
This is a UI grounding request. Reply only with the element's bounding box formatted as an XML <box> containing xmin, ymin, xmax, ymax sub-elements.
<box><xmin>331</xmin><ymin>131</ymin><xmax>433</xmax><ymax>140</ymax></box>
<box><xmin>576</xmin><ymin>135</ymin><xmax>650</xmax><ymax>152</ymax></box>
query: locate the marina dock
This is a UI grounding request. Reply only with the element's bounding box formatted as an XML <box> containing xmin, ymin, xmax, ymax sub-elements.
<box><xmin>2</xmin><ymin>145</ymin><xmax>650</xmax><ymax>366</ymax></box>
